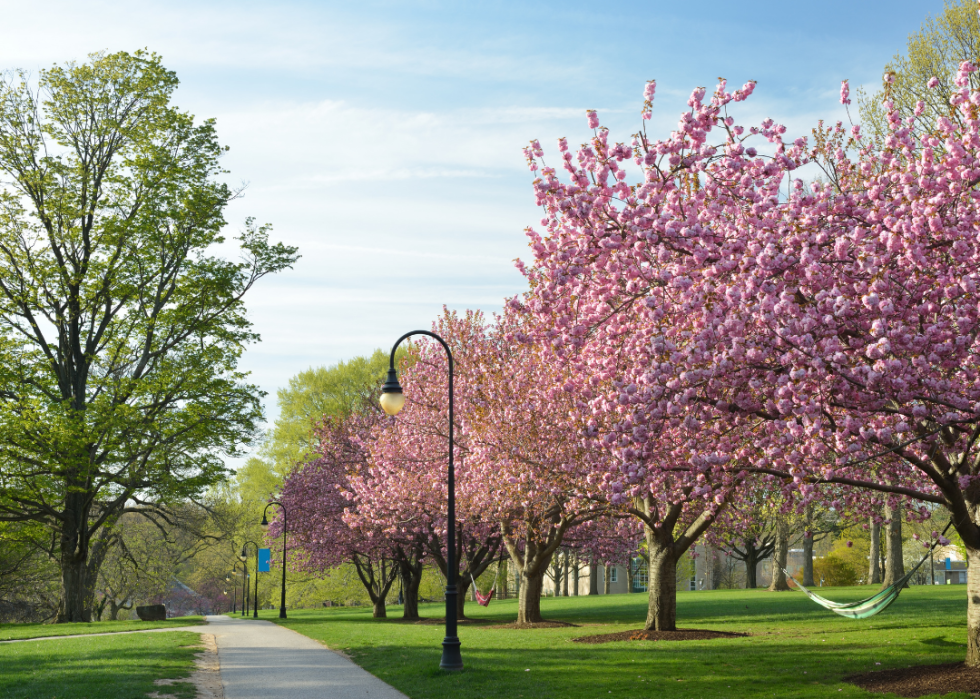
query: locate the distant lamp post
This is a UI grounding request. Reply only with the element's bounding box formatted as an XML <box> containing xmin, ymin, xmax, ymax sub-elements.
<box><xmin>241</xmin><ymin>541</ymin><xmax>260</xmax><ymax>619</ymax></box>
<box><xmin>237</xmin><ymin>550</ymin><xmax>248</xmax><ymax>617</ymax></box>
<box><xmin>381</xmin><ymin>330</ymin><xmax>461</xmax><ymax>671</ymax></box>
<box><xmin>260</xmin><ymin>502</ymin><xmax>288</xmax><ymax>619</ymax></box>
<box><xmin>228</xmin><ymin>563</ymin><xmax>242</xmax><ymax>614</ymax></box>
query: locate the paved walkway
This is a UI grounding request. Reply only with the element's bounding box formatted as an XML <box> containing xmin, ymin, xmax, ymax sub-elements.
<box><xmin>207</xmin><ymin>614</ymin><xmax>408</xmax><ymax>699</ymax></box>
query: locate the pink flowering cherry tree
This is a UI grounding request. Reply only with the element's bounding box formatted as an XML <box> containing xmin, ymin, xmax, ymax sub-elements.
<box><xmin>272</xmin><ymin>412</ymin><xmax>403</xmax><ymax>618</ymax></box>
<box><xmin>516</xmin><ymin>69</ymin><xmax>980</xmax><ymax>658</ymax></box>
<box><xmin>363</xmin><ymin>310</ymin><xmax>505</xmax><ymax>620</ymax></box>
<box><xmin>464</xmin><ymin>310</ymin><xmax>611</xmax><ymax>624</ymax></box>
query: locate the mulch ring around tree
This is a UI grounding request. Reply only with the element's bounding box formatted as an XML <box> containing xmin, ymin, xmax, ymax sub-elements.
<box><xmin>573</xmin><ymin>628</ymin><xmax>748</xmax><ymax>644</ymax></box>
<box><xmin>411</xmin><ymin>617</ymin><xmax>493</xmax><ymax>625</ymax></box>
<box><xmin>485</xmin><ymin>620</ymin><xmax>579</xmax><ymax>630</ymax></box>
<box><xmin>847</xmin><ymin>662</ymin><xmax>980</xmax><ymax>697</ymax></box>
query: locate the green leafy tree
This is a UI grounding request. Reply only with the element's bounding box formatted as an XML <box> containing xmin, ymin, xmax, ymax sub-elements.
<box><xmin>233</xmin><ymin>350</ymin><xmax>396</xmax><ymax>510</ymax></box>
<box><xmin>0</xmin><ymin>51</ymin><xmax>298</xmax><ymax>622</ymax></box>
<box><xmin>0</xmin><ymin>521</ymin><xmax>60</xmax><ymax>622</ymax></box>
<box><xmin>858</xmin><ymin>0</ymin><xmax>980</xmax><ymax>139</ymax></box>
<box><xmin>263</xmin><ymin>350</ymin><xmax>393</xmax><ymax>478</ymax></box>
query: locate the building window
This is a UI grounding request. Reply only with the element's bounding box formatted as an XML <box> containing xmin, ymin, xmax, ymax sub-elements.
<box><xmin>631</xmin><ymin>558</ymin><xmax>648</xmax><ymax>592</ymax></box>
<box><xmin>610</xmin><ymin>566</ymin><xmax>618</xmax><ymax>583</ymax></box>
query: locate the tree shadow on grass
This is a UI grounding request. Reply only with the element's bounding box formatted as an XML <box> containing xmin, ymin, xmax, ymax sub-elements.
<box><xmin>349</xmin><ymin>634</ymin><xmax>972</xmax><ymax>699</ymax></box>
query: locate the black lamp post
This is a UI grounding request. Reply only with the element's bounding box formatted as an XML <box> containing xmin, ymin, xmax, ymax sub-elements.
<box><xmin>380</xmin><ymin>330</ymin><xmax>462</xmax><ymax>671</ymax></box>
<box><xmin>241</xmin><ymin>541</ymin><xmax>259</xmax><ymax>619</ymax></box>
<box><xmin>237</xmin><ymin>549</ymin><xmax>249</xmax><ymax>616</ymax></box>
<box><xmin>260</xmin><ymin>502</ymin><xmax>288</xmax><ymax>619</ymax></box>
<box><xmin>226</xmin><ymin>563</ymin><xmax>241</xmax><ymax>614</ymax></box>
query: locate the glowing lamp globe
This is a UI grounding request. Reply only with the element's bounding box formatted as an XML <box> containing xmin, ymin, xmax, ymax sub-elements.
<box><xmin>380</xmin><ymin>367</ymin><xmax>405</xmax><ymax>416</ymax></box>
<box><xmin>380</xmin><ymin>391</ymin><xmax>405</xmax><ymax>416</ymax></box>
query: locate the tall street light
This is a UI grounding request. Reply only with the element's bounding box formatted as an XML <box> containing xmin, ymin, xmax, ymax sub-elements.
<box><xmin>237</xmin><ymin>549</ymin><xmax>249</xmax><ymax>617</ymax></box>
<box><xmin>241</xmin><ymin>541</ymin><xmax>260</xmax><ymax>619</ymax></box>
<box><xmin>380</xmin><ymin>330</ymin><xmax>462</xmax><ymax>671</ymax></box>
<box><xmin>260</xmin><ymin>501</ymin><xmax>288</xmax><ymax>619</ymax></box>
<box><xmin>226</xmin><ymin>563</ymin><xmax>242</xmax><ymax>614</ymax></box>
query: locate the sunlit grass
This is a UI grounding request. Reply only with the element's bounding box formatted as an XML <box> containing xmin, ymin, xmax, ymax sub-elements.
<box><xmin>263</xmin><ymin>585</ymin><xmax>970</xmax><ymax>699</ymax></box>
<box><xmin>0</xmin><ymin>615</ymin><xmax>204</xmax><ymax>641</ymax></box>
<box><xmin>0</xmin><ymin>631</ymin><xmax>202</xmax><ymax>699</ymax></box>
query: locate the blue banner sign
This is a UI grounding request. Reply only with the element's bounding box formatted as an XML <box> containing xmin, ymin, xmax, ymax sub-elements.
<box><xmin>258</xmin><ymin>548</ymin><xmax>271</xmax><ymax>572</ymax></box>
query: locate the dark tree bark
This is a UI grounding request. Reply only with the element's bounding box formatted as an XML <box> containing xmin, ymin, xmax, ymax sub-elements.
<box><xmin>395</xmin><ymin>543</ymin><xmax>425</xmax><ymax>621</ymax></box>
<box><xmin>882</xmin><ymin>502</ymin><xmax>907</xmax><ymax>589</ymax></box>
<box><xmin>426</xmin><ymin>526</ymin><xmax>500</xmax><ymax>621</ymax></box>
<box><xmin>589</xmin><ymin>557</ymin><xmax>599</xmax><ymax>595</ymax></box>
<box><xmin>768</xmin><ymin>519</ymin><xmax>790</xmax><ymax>591</ymax></box>
<box><xmin>502</xmin><ymin>509</ymin><xmax>578</xmax><ymax>624</ymax></box>
<box><xmin>801</xmin><ymin>505</ymin><xmax>815</xmax><ymax>587</ymax></box>
<box><xmin>550</xmin><ymin>553</ymin><xmax>562</xmax><ymax>597</ymax></box>
<box><xmin>603</xmin><ymin>564</ymin><xmax>611</xmax><ymax>594</ymax></box>
<box><xmin>802</xmin><ymin>533</ymin><xmax>816</xmax><ymax>587</ymax></box>
<box><xmin>351</xmin><ymin>553</ymin><xmax>398</xmax><ymax>619</ymax></box>
<box><xmin>645</xmin><ymin>535</ymin><xmax>678</xmax><ymax>630</ymax></box>
<box><xmin>630</xmin><ymin>494</ymin><xmax>725</xmax><ymax>631</ymax></box>
<box><xmin>108</xmin><ymin>597</ymin><xmax>133</xmax><ymax>621</ymax></box>
<box><xmin>562</xmin><ymin>550</ymin><xmax>570</xmax><ymax>597</ymax></box>
<box><xmin>518</xmin><ymin>569</ymin><xmax>545</xmax><ymax>623</ymax></box>
<box><xmin>572</xmin><ymin>552</ymin><xmax>580</xmax><ymax>596</ymax></box>
<box><xmin>725</xmin><ymin>534</ymin><xmax>775</xmax><ymax>590</ymax></box>
<box><xmin>869</xmin><ymin>518</ymin><xmax>882</xmax><ymax>585</ymax></box>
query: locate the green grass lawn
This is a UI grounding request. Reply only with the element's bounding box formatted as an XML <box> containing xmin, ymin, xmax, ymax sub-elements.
<box><xmin>0</xmin><ymin>630</ymin><xmax>202</xmax><ymax>699</ymax></box>
<box><xmin>259</xmin><ymin>585</ymin><xmax>970</xmax><ymax>699</ymax></box>
<box><xmin>0</xmin><ymin>615</ymin><xmax>204</xmax><ymax>641</ymax></box>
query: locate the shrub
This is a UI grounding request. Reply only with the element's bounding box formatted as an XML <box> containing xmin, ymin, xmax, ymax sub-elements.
<box><xmin>812</xmin><ymin>554</ymin><xmax>859</xmax><ymax>587</ymax></box>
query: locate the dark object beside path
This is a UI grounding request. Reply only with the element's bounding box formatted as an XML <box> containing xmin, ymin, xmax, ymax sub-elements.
<box><xmin>137</xmin><ymin>604</ymin><xmax>167</xmax><ymax>621</ymax></box>
<box><xmin>848</xmin><ymin>662</ymin><xmax>980</xmax><ymax>697</ymax></box>
<box><xmin>573</xmin><ymin>628</ymin><xmax>748</xmax><ymax>643</ymax></box>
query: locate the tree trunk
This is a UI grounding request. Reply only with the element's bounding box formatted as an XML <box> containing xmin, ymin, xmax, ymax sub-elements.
<box><xmin>603</xmin><ymin>564</ymin><xmax>611</xmax><ymax>594</ymax></box>
<box><xmin>589</xmin><ymin>558</ymin><xmax>599</xmax><ymax>595</ymax></box>
<box><xmin>644</xmin><ymin>532</ymin><xmax>678</xmax><ymax>631</ymax></box>
<box><xmin>457</xmin><ymin>576</ymin><xmax>470</xmax><ymax>620</ymax></box>
<box><xmin>882</xmin><ymin>503</ymin><xmax>906</xmax><ymax>588</ymax></box>
<box><xmin>572</xmin><ymin>552</ymin><xmax>580</xmax><ymax>596</ymax></box>
<box><xmin>501</xmin><ymin>560</ymin><xmax>509</xmax><ymax>599</ymax></box>
<box><xmin>401</xmin><ymin>566</ymin><xmax>422</xmax><ymax>621</ymax></box>
<box><xmin>108</xmin><ymin>599</ymin><xmax>132</xmax><ymax>621</ymax></box>
<box><xmin>372</xmin><ymin>598</ymin><xmax>386</xmax><ymax>618</ymax></box>
<box><xmin>562</xmin><ymin>551</ymin><xmax>570</xmax><ymax>596</ymax></box>
<box><xmin>744</xmin><ymin>545</ymin><xmax>759</xmax><ymax>589</ymax></box>
<box><xmin>869</xmin><ymin>519</ymin><xmax>881</xmax><ymax>584</ymax></box>
<box><xmin>768</xmin><ymin>519</ymin><xmax>790</xmax><ymax>591</ymax></box>
<box><xmin>517</xmin><ymin>570</ymin><xmax>545</xmax><ymax>624</ymax></box>
<box><xmin>626</xmin><ymin>558</ymin><xmax>635</xmax><ymax>593</ymax></box>
<box><xmin>58</xmin><ymin>550</ymin><xmax>90</xmax><ymax>622</ymax></box>
<box><xmin>802</xmin><ymin>533</ymin><xmax>815</xmax><ymax>587</ymax></box>
<box><xmin>552</xmin><ymin>554</ymin><xmax>562</xmax><ymax>597</ymax></box>
<box><xmin>709</xmin><ymin>547</ymin><xmax>723</xmax><ymax>589</ymax></box>
<box><xmin>967</xmin><ymin>546</ymin><xmax>980</xmax><ymax>666</ymax></box>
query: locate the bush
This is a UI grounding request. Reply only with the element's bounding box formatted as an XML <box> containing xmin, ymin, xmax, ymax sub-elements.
<box><xmin>812</xmin><ymin>554</ymin><xmax>859</xmax><ymax>587</ymax></box>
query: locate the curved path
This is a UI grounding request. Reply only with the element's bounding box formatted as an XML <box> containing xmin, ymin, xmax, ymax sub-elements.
<box><xmin>206</xmin><ymin>614</ymin><xmax>408</xmax><ymax>699</ymax></box>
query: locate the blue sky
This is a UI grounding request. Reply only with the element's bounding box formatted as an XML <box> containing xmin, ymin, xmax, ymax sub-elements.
<box><xmin>0</xmin><ymin>0</ymin><xmax>947</xmax><ymax>452</ymax></box>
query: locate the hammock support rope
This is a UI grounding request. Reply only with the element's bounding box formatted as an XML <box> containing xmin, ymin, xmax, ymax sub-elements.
<box><xmin>470</xmin><ymin>555</ymin><xmax>504</xmax><ymax>607</ymax></box>
<box><xmin>783</xmin><ymin>520</ymin><xmax>953</xmax><ymax>619</ymax></box>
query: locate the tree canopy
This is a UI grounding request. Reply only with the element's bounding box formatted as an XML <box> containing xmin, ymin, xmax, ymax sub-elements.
<box><xmin>0</xmin><ymin>50</ymin><xmax>298</xmax><ymax>621</ymax></box>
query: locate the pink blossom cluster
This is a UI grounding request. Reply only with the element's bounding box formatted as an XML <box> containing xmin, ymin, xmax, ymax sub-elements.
<box><xmin>515</xmin><ymin>74</ymin><xmax>980</xmax><ymax>554</ymax></box>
